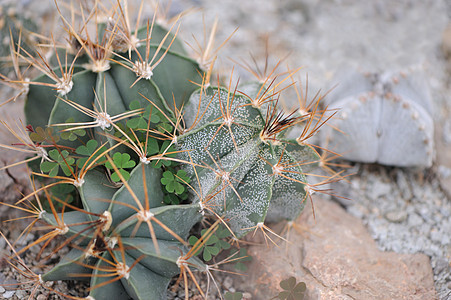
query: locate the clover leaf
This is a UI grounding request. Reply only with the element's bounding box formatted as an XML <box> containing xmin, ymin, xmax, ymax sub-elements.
<box><xmin>76</xmin><ymin>140</ymin><xmax>107</xmax><ymax>168</ymax></box>
<box><xmin>105</xmin><ymin>152</ymin><xmax>136</xmax><ymax>182</ymax></box>
<box><xmin>272</xmin><ymin>277</ymin><xmax>306</xmax><ymax>300</ymax></box>
<box><xmin>151</xmin><ymin>140</ymin><xmax>176</xmax><ymax>168</ymax></box>
<box><xmin>232</xmin><ymin>248</ymin><xmax>252</xmax><ymax>272</ymax></box>
<box><xmin>163</xmin><ymin>193</ymin><xmax>180</xmax><ymax>205</ymax></box>
<box><xmin>225</xmin><ymin>292</ymin><xmax>243</xmax><ymax>300</ymax></box>
<box><xmin>161</xmin><ymin>171</ymin><xmax>185</xmax><ymax>195</ymax></box>
<box><xmin>188</xmin><ymin>225</ymin><xmax>232</xmax><ymax>262</ymax></box>
<box><xmin>40</xmin><ymin>149</ymin><xmax>74</xmax><ymax>177</ymax></box>
<box><xmin>29</xmin><ymin>127</ymin><xmax>60</xmax><ymax>144</ymax></box>
<box><xmin>126</xmin><ymin>101</ymin><xmax>161</xmax><ymax>130</ymax></box>
<box><xmin>59</xmin><ymin>118</ymin><xmax>86</xmax><ymax>141</ymax></box>
<box><xmin>145</xmin><ymin>138</ymin><xmax>160</xmax><ymax>156</ymax></box>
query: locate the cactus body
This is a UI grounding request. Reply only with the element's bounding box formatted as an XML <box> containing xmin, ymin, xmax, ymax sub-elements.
<box><xmin>17</xmin><ymin>20</ymin><xmax>206</xmax><ymax>299</ymax></box>
<box><xmin>24</xmin><ymin>23</ymin><xmax>201</xmax><ymax>150</ymax></box>
<box><xmin>41</xmin><ymin>163</ymin><xmax>205</xmax><ymax>300</ymax></box>
<box><xmin>322</xmin><ymin>70</ymin><xmax>434</xmax><ymax>167</ymax></box>
<box><xmin>176</xmin><ymin>86</ymin><xmax>320</xmax><ymax>237</ymax></box>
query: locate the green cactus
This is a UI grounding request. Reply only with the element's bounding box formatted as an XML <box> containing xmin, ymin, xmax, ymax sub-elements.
<box><xmin>23</xmin><ymin>16</ymin><xmax>201</xmax><ymax>153</ymax></box>
<box><xmin>38</xmin><ymin>162</ymin><xmax>205</xmax><ymax>300</ymax></box>
<box><xmin>175</xmin><ymin>84</ymin><xmax>321</xmax><ymax>237</ymax></box>
<box><xmin>0</xmin><ymin>1</ymin><xmax>339</xmax><ymax>299</ymax></box>
<box><xmin>0</xmin><ymin>6</ymin><xmax>209</xmax><ymax>299</ymax></box>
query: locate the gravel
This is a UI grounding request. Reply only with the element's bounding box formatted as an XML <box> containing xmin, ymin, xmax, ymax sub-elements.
<box><xmin>332</xmin><ymin>166</ymin><xmax>451</xmax><ymax>299</ymax></box>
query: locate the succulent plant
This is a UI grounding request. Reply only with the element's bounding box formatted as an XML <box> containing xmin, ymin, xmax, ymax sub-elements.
<box><xmin>321</xmin><ymin>69</ymin><xmax>434</xmax><ymax>167</ymax></box>
<box><xmin>0</xmin><ymin>1</ymin><xmax>340</xmax><ymax>299</ymax></box>
<box><xmin>175</xmin><ymin>82</ymin><xmax>324</xmax><ymax>237</ymax></box>
<box><xmin>39</xmin><ymin>162</ymin><xmax>205</xmax><ymax>300</ymax></box>
<box><xmin>0</xmin><ymin>4</ymin><xmax>209</xmax><ymax>299</ymax></box>
<box><xmin>23</xmin><ymin>13</ymin><xmax>201</xmax><ymax>151</ymax></box>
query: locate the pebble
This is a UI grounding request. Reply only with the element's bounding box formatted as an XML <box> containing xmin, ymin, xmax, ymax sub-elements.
<box><xmin>2</xmin><ymin>291</ymin><xmax>15</xmax><ymax>299</ymax></box>
<box><xmin>407</xmin><ymin>213</ymin><xmax>423</xmax><ymax>227</ymax></box>
<box><xmin>15</xmin><ymin>289</ymin><xmax>27</xmax><ymax>298</ymax></box>
<box><xmin>367</xmin><ymin>180</ymin><xmax>391</xmax><ymax>199</ymax></box>
<box><xmin>0</xmin><ymin>286</ymin><xmax>4</xmax><ymax>293</ymax></box>
<box><xmin>223</xmin><ymin>276</ymin><xmax>233</xmax><ymax>290</ymax></box>
<box><xmin>384</xmin><ymin>209</ymin><xmax>407</xmax><ymax>223</ymax></box>
<box><xmin>396</xmin><ymin>170</ymin><xmax>412</xmax><ymax>200</ymax></box>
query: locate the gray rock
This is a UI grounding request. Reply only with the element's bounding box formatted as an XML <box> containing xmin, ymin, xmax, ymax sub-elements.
<box><xmin>2</xmin><ymin>291</ymin><xmax>15</xmax><ymax>299</ymax></box>
<box><xmin>384</xmin><ymin>209</ymin><xmax>408</xmax><ymax>223</ymax></box>
<box><xmin>407</xmin><ymin>213</ymin><xmax>423</xmax><ymax>227</ymax></box>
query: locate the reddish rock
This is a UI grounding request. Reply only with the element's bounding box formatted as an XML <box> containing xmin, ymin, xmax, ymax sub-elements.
<box><xmin>235</xmin><ymin>197</ymin><xmax>436</xmax><ymax>300</ymax></box>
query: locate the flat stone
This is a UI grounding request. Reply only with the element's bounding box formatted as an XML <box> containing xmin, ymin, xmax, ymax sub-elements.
<box><xmin>234</xmin><ymin>197</ymin><xmax>436</xmax><ymax>299</ymax></box>
<box><xmin>384</xmin><ymin>209</ymin><xmax>408</xmax><ymax>223</ymax></box>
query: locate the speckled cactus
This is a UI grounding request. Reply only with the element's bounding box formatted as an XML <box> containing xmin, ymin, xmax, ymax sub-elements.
<box><xmin>175</xmin><ymin>82</ymin><xmax>322</xmax><ymax>237</ymax></box>
<box><xmin>0</xmin><ymin>1</ymin><xmax>339</xmax><ymax>299</ymax></box>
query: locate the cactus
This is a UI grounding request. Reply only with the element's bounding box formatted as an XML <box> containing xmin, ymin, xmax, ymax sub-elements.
<box><xmin>23</xmin><ymin>15</ymin><xmax>201</xmax><ymax>151</ymax></box>
<box><xmin>321</xmin><ymin>69</ymin><xmax>434</xmax><ymax>167</ymax></box>
<box><xmin>0</xmin><ymin>1</ymin><xmax>340</xmax><ymax>299</ymax></box>
<box><xmin>39</xmin><ymin>162</ymin><xmax>205</xmax><ymax>300</ymax></box>
<box><xmin>0</xmin><ymin>3</ymin><xmax>208</xmax><ymax>299</ymax></box>
<box><xmin>175</xmin><ymin>81</ymin><xmax>324</xmax><ymax>237</ymax></box>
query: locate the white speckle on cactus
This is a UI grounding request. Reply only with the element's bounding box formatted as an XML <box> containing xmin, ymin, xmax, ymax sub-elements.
<box><xmin>116</xmin><ymin>262</ymin><xmax>130</xmax><ymax>280</ymax></box>
<box><xmin>23</xmin><ymin>77</ymin><xmax>30</xmax><ymax>93</ymax></box>
<box><xmin>304</xmin><ymin>185</ymin><xmax>315</xmax><ymax>195</ymax></box>
<box><xmin>106</xmin><ymin>236</ymin><xmax>117</xmax><ymax>249</ymax></box>
<box><xmin>130</xmin><ymin>35</ymin><xmax>140</xmax><ymax>48</ymax></box>
<box><xmin>56</xmin><ymin>78</ymin><xmax>73</xmax><ymax>96</ymax></box>
<box><xmin>73</xmin><ymin>177</ymin><xmax>85</xmax><ymax>187</ymax></box>
<box><xmin>137</xmin><ymin>210</ymin><xmax>154</xmax><ymax>222</ymax></box>
<box><xmin>272</xmin><ymin>164</ymin><xmax>283</xmax><ymax>176</ymax></box>
<box><xmin>198</xmin><ymin>202</ymin><xmax>205</xmax><ymax>215</ymax></box>
<box><xmin>95</xmin><ymin>112</ymin><xmax>112</xmax><ymax>130</ymax></box>
<box><xmin>87</xmin><ymin>60</ymin><xmax>111</xmax><ymax>73</ymax></box>
<box><xmin>84</xmin><ymin>240</ymin><xmax>98</xmax><ymax>258</ymax></box>
<box><xmin>140</xmin><ymin>155</ymin><xmax>150</xmax><ymax>164</ymax></box>
<box><xmin>176</xmin><ymin>256</ymin><xmax>186</xmax><ymax>268</ymax></box>
<box><xmin>36</xmin><ymin>146</ymin><xmax>49</xmax><ymax>162</ymax></box>
<box><xmin>220</xmin><ymin>171</ymin><xmax>230</xmax><ymax>182</ymax></box>
<box><xmin>133</xmin><ymin>61</ymin><xmax>153</xmax><ymax>79</ymax></box>
<box><xmin>100</xmin><ymin>211</ymin><xmax>112</xmax><ymax>232</ymax></box>
<box><xmin>57</xmin><ymin>224</ymin><xmax>69</xmax><ymax>235</ymax></box>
